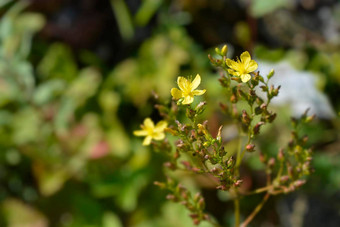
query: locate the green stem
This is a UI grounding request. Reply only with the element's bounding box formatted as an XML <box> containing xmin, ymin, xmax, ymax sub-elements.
<box><xmin>244</xmin><ymin>185</ymin><xmax>272</xmax><ymax>195</ymax></box>
<box><xmin>236</xmin><ymin>134</ymin><xmax>251</xmax><ymax>169</ymax></box>
<box><xmin>235</xmin><ymin>134</ymin><xmax>243</xmax><ymax>171</ymax></box>
<box><xmin>234</xmin><ymin>195</ymin><xmax>240</xmax><ymax>227</ymax></box>
<box><xmin>240</xmin><ymin>193</ymin><xmax>270</xmax><ymax>227</ymax></box>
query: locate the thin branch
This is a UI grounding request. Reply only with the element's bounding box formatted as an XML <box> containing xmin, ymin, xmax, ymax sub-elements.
<box><xmin>240</xmin><ymin>193</ymin><xmax>270</xmax><ymax>227</ymax></box>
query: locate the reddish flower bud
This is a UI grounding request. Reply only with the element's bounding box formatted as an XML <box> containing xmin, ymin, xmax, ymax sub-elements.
<box><xmin>280</xmin><ymin>175</ymin><xmax>289</xmax><ymax>183</ymax></box>
<box><xmin>246</xmin><ymin>144</ymin><xmax>256</xmax><ymax>152</ymax></box>
<box><xmin>253</xmin><ymin>121</ymin><xmax>265</xmax><ymax>135</ymax></box>
<box><xmin>278</xmin><ymin>148</ymin><xmax>284</xmax><ymax>161</ymax></box>
<box><xmin>268</xmin><ymin>158</ymin><xmax>275</xmax><ymax>167</ymax></box>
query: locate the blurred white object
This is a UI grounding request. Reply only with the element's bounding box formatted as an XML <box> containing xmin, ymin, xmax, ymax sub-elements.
<box><xmin>257</xmin><ymin>60</ymin><xmax>335</xmax><ymax>119</ymax></box>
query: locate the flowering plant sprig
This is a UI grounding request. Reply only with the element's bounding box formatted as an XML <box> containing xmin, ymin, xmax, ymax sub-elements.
<box><xmin>134</xmin><ymin>45</ymin><xmax>313</xmax><ymax>227</ymax></box>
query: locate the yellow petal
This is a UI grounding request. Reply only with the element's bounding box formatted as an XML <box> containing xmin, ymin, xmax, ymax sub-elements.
<box><xmin>182</xmin><ymin>95</ymin><xmax>194</xmax><ymax>105</ymax></box>
<box><xmin>155</xmin><ymin>121</ymin><xmax>168</xmax><ymax>132</ymax></box>
<box><xmin>245</xmin><ymin>60</ymin><xmax>258</xmax><ymax>72</ymax></box>
<box><xmin>171</xmin><ymin>88</ymin><xmax>183</xmax><ymax>99</ymax></box>
<box><xmin>191</xmin><ymin>74</ymin><xmax>201</xmax><ymax>90</ymax></box>
<box><xmin>142</xmin><ymin>136</ymin><xmax>152</xmax><ymax>146</ymax></box>
<box><xmin>133</xmin><ymin>130</ymin><xmax>148</xmax><ymax>136</ymax></box>
<box><xmin>240</xmin><ymin>51</ymin><xmax>251</xmax><ymax>65</ymax></box>
<box><xmin>228</xmin><ymin>68</ymin><xmax>240</xmax><ymax>76</ymax></box>
<box><xmin>143</xmin><ymin>118</ymin><xmax>154</xmax><ymax>129</ymax></box>
<box><xmin>226</xmin><ymin>59</ymin><xmax>239</xmax><ymax>70</ymax></box>
<box><xmin>177</xmin><ymin>76</ymin><xmax>187</xmax><ymax>91</ymax></box>
<box><xmin>241</xmin><ymin>74</ymin><xmax>251</xmax><ymax>82</ymax></box>
<box><xmin>192</xmin><ymin>89</ymin><xmax>206</xmax><ymax>96</ymax></box>
<box><xmin>153</xmin><ymin>132</ymin><xmax>165</xmax><ymax>140</ymax></box>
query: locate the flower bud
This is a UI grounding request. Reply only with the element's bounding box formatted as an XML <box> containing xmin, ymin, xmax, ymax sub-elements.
<box><xmin>267</xmin><ymin>69</ymin><xmax>275</xmax><ymax>79</ymax></box>
<box><xmin>164</xmin><ymin>127</ymin><xmax>178</xmax><ymax>135</ymax></box>
<box><xmin>277</xmin><ymin>148</ymin><xmax>284</xmax><ymax>161</ymax></box>
<box><xmin>254</xmin><ymin>106</ymin><xmax>262</xmax><ymax>115</ymax></box>
<box><xmin>154</xmin><ymin>181</ymin><xmax>166</xmax><ymax>189</ymax></box>
<box><xmin>246</xmin><ymin>144</ymin><xmax>255</xmax><ymax>152</ymax></box>
<box><xmin>193</xmin><ymin>218</ymin><xmax>201</xmax><ymax>225</ymax></box>
<box><xmin>198</xmin><ymin>198</ymin><xmax>205</xmax><ymax>209</ymax></box>
<box><xmin>251</xmin><ymin>73</ymin><xmax>260</xmax><ymax>86</ymax></box>
<box><xmin>192</xmin><ymin>167</ymin><xmax>201</xmax><ymax>173</ymax></box>
<box><xmin>221</xmin><ymin>45</ymin><xmax>228</xmax><ymax>56</ymax></box>
<box><xmin>234</xmin><ymin>180</ymin><xmax>243</xmax><ymax>187</ymax></box>
<box><xmin>305</xmin><ymin>114</ymin><xmax>316</xmax><ymax>123</ymax></box>
<box><xmin>195</xmin><ymin>101</ymin><xmax>206</xmax><ymax>113</ymax></box>
<box><xmin>259</xmin><ymin>152</ymin><xmax>267</xmax><ymax>163</ymax></box>
<box><xmin>219</xmin><ymin>75</ymin><xmax>230</xmax><ymax>87</ymax></box>
<box><xmin>280</xmin><ymin>175</ymin><xmax>289</xmax><ymax>183</ymax></box>
<box><xmin>230</xmin><ymin>76</ymin><xmax>242</xmax><ymax>83</ymax></box>
<box><xmin>260</xmin><ymin>103</ymin><xmax>267</xmax><ymax>110</ymax></box>
<box><xmin>302</xmin><ymin>135</ymin><xmax>309</xmax><ymax>144</ymax></box>
<box><xmin>164</xmin><ymin>162</ymin><xmax>176</xmax><ymax>170</ymax></box>
<box><xmin>272</xmin><ymin>85</ymin><xmax>280</xmax><ymax>96</ymax></box>
<box><xmin>216</xmin><ymin>125</ymin><xmax>223</xmax><ymax>142</ymax></box>
<box><xmin>219</xmin><ymin>102</ymin><xmax>229</xmax><ymax>113</ymax></box>
<box><xmin>208</xmin><ymin>54</ymin><xmax>217</xmax><ymax>65</ymax></box>
<box><xmin>241</xmin><ymin>110</ymin><xmax>251</xmax><ymax>125</ymax></box>
<box><xmin>294</xmin><ymin>145</ymin><xmax>302</xmax><ymax>154</ymax></box>
<box><xmin>197</xmin><ymin>123</ymin><xmax>209</xmax><ymax>137</ymax></box>
<box><xmin>268</xmin><ymin>158</ymin><xmax>275</xmax><ymax>168</ymax></box>
<box><xmin>211</xmin><ymin>167</ymin><xmax>219</xmax><ymax>174</ymax></box>
<box><xmin>216</xmin><ymin>185</ymin><xmax>228</xmax><ymax>191</ymax></box>
<box><xmin>260</xmin><ymin>85</ymin><xmax>268</xmax><ymax>92</ymax></box>
<box><xmin>230</xmin><ymin>94</ymin><xmax>237</xmax><ymax>103</ymax></box>
<box><xmin>256</xmin><ymin>97</ymin><xmax>264</xmax><ymax>105</ymax></box>
<box><xmin>238</xmin><ymin>87</ymin><xmax>247</xmax><ymax>100</ymax></box>
<box><xmin>181</xmin><ymin>161</ymin><xmax>192</xmax><ymax>170</ymax></box>
<box><xmin>253</xmin><ymin>121</ymin><xmax>265</xmax><ymax>135</ymax></box>
<box><xmin>166</xmin><ymin>194</ymin><xmax>176</xmax><ymax>201</ymax></box>
<box><xmin>175</xmin><ymin>139</ymin><xmax>185</xmax><ymax>148</ymax></box>
<box><xmin>293</xmin><ymin>180</ymin><xmax>306</xmax><ymax>188</ymax></box>
<box><xmin>186</xmin><ymin>107</ymin><xmax>196</xmax><ymax>119</ymax></box>
<box><xmin>287</xmin><ymin>163</ymin><xmax>294</xmax><ymax>178</ymax></box>
<box><xmin>194</xmin><ymin>192</ymin><xmax>201</xmax><ymax>202</ymax></box>
<box><xmin>267</xmin><ymin>113</ymin><xmax>276</xmax><ymax>123</ymax></box>
<box><xmin>227</xmin><ymin>157</ymin><xmax>234</xmax><ymax>168</ymax></box>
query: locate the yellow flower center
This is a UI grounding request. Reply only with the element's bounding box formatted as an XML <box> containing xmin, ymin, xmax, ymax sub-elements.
<box><xmin>181</xmin><ymin>81</ymin><xmax>193</xmax><ymax>97</ymax></box>
<box><xmin>237</xmin><ymin>61</ymin><xmax>247</xmax><ymax>74</ymax></box>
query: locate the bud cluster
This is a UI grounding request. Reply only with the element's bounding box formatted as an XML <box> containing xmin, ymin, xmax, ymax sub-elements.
<box><xmin>154</xmin><ymin>178</ymin><xmax>210</xmax><ymax>225</ymax></box>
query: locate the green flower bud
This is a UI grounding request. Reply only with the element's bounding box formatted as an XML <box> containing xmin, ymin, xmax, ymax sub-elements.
<box><xmin>268</xmin><ymin>69</ymin><xmax>275</xmax><ymax>79</ymax></box>
<box><xmin>221</xmin><ymin>44</ymin><xmax>228</xmax><ymax>56</ymax></box>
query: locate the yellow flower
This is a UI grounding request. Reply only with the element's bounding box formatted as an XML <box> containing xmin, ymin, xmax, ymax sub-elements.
<box><xmin>133</xmin><ymin>118</ymin><xmax>167</xmax><ymax>146</ymax></box>
<box><xmin>225</xmin><ymin>51</ymin><xmax>258</xmax><ymax>83</ymax></box>
<box><xmin>171</xmin><ymin>74</ymin><xmax>206</xmax><ymax>105</ymax></box>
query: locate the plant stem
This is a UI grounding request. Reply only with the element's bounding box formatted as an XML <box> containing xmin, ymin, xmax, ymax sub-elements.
<box><xmin>240</xmin><ymin>193</ymin><xmax>270</xmax><ymax>227</ymax></box>
<box><xmin>235</xmin><ymin>134</ymin><xmax>243</xmax><ymax>170</ymax></box>
<box><xmin>243</xmin><ymin>185</ymin><xmax>272</xmax><ymax>195</ymax></box>
<box><xmin>234</xmin><ymin>196</ymin><xmax>240</xmax><ymax>227</ymax></box>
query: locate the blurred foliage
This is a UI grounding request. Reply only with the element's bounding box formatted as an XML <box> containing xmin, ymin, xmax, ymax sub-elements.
<box><xmin>0</xmin><ymin>0</ymin><xmax>339</xmax><ymax>226</ymax></box>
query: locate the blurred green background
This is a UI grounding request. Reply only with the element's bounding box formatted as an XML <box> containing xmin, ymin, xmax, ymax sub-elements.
<box><xmin>0</xmin><ymin>0</ymin><xmax>339</xmax><ymax>226</ymax></box>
